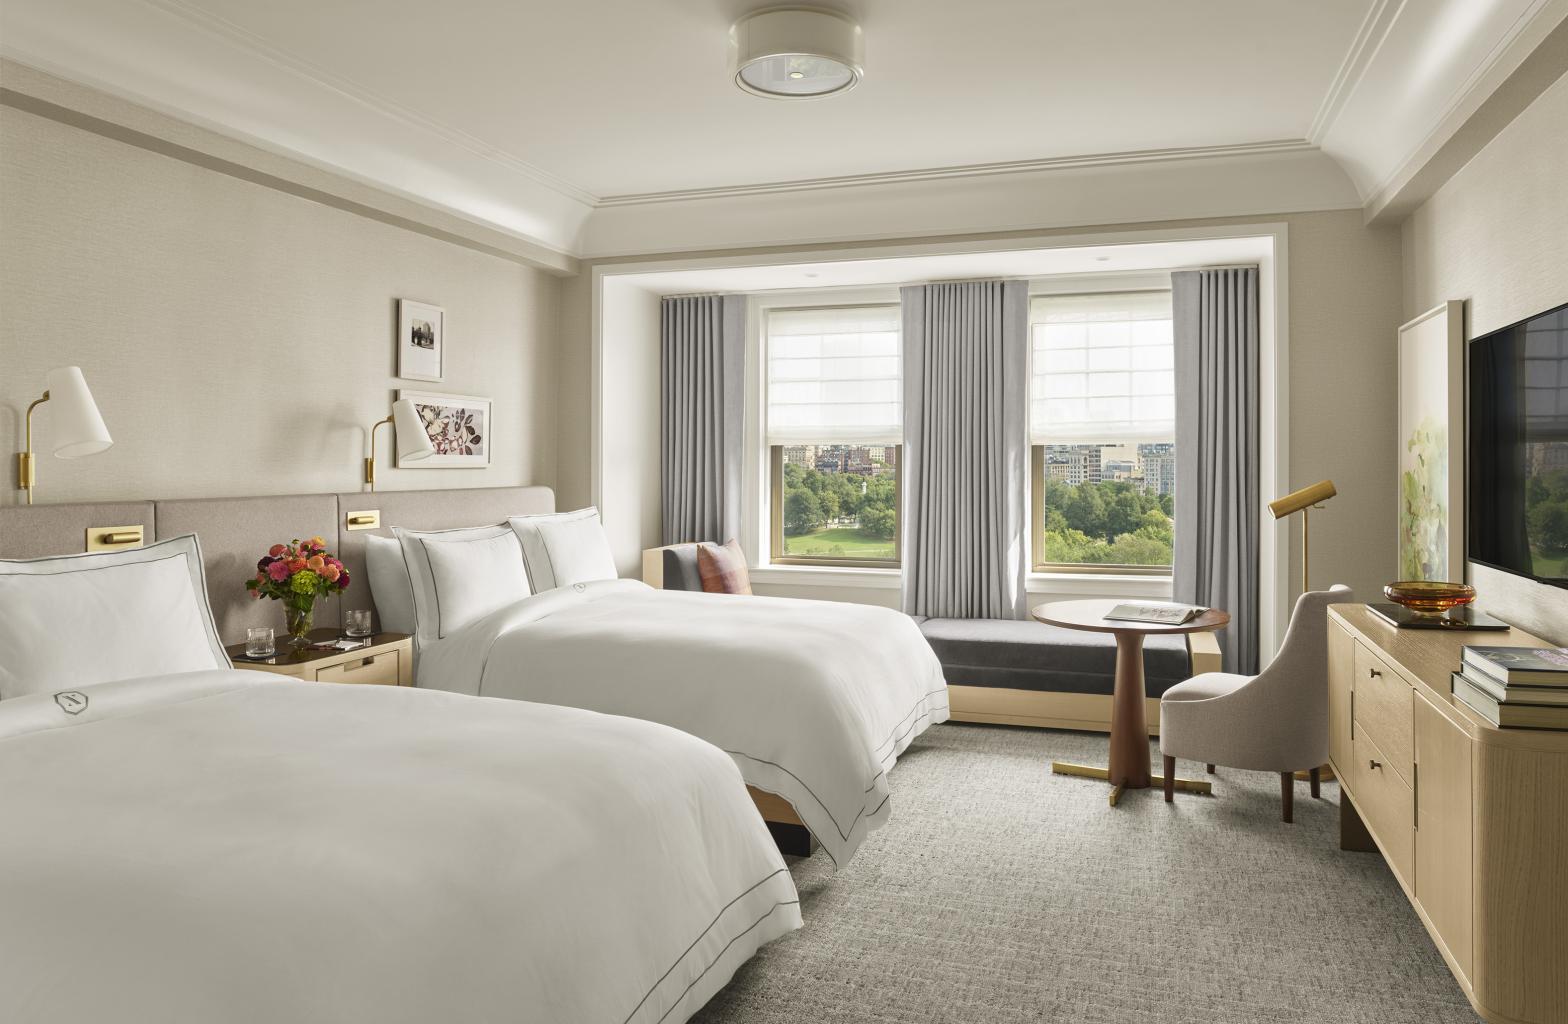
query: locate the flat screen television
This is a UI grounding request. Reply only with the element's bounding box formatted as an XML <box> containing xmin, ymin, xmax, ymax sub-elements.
<box><xmin>1468</xmin><ymin>300</ymin><xmax>1568</xmax><ymax>590</ymax></box>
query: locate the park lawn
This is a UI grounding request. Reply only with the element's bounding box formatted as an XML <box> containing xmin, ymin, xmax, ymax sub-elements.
<box><xmin>784</xmin><ymin>525</ymin><xmax>895</xmax><ymax>560</ymax></box>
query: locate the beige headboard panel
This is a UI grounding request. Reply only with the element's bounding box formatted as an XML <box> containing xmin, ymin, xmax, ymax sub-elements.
<box><xmin>0</xmin><ymin>501</ymin><xmax>155</xmax><ymax>559</ymax></box>
<box><xmin>156</xmin><ymin>494</ymin><xmax>341</xmax><ymax>643</ymax></box>
<box><xmin>1</xmin><ymin>486</ymin><xmax>556</xmax><ymax>644</ymax></box>
<box><xmin>334</xmin><ymin>486</ymin><xmax>555</xmax><ymax>626</ymax></box>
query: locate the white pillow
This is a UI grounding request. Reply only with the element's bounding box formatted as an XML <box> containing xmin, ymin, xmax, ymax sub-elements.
<box><xmin>393</xmin><ymin>524</ymin><xmax>531</xmax><ymax>647</ymax></box>
<box><xmin>0</xmin><ymin>534</ymin><xmax>228</xmax><ymax>700</ymax></box>
<box><xmin>509</xmin><ymin>507</ymin><xmax>618</xmax><ymax>591</ymax></box>
<box><xmin>364</xmin><ymin>534</ymin><xmax>416</xmax><ymax>636</ymax></box>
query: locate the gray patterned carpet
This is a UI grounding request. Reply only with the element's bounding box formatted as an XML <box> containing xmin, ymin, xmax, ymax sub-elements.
<box><xmin>693</xmin><ymin>722</ymin><xmax>1478</xmax><ymax>1024</ymax></box>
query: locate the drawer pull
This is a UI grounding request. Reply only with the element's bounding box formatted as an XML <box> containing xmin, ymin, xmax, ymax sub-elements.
<box><xmin>342</xmin><ymin>656</ymin><xmax>377</xmax><ymax>671</ymax></box>
<box><xmin>1369</xmin><ymin>759</ymin><xmax>1382</xmax><ymax>771</ymax></box>
<box><xmin>1368</xmin><ymin>668</ymin><xmax>1382</xmax><ymax>679</ymax></box>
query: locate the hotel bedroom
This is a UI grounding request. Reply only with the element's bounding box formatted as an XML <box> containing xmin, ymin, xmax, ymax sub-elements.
<box><xmin>1</xmin><ymin>2</ymin><xmax>1565</xmax><ymax>1023</ymax></box>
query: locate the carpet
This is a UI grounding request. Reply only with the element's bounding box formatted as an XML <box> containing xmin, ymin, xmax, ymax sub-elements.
<box><xmin>692</xmin><ymin>722</ymin><xmax>1477</xmax><ymax>1024</ymax></box>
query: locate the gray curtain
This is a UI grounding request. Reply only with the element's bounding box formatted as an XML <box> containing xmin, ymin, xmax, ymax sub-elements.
<box><xmin>1173</xmin><ymin>268</ymin><xmax>1260</xmax><ymax>673</ymax></box>
<box><xmin>901</xmin><ymin>280</ymin><xmax>1029</xmax><ymax>619</ymax></box>
<box><xmin>660</xmin><ymin>295</ymin><xmax>745</xmax><ymax>545</ymax></box>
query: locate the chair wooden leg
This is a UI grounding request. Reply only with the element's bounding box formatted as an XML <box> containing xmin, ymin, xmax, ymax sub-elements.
<box><xmin>1163</xmin><ymin>755</ymin><xmax>1175</xmax><ymax>802</ymax></box>
<box><xmin>1206</xmin><ymin>763</ymin><xmax>1216</xmax><ymax>774</ymax></box>
<box><xmin>1310</xmin><ymin>766</ymin><xmax>1321</xmax><ymax>799</ymax></box>
<box><xmin>1280</xmin><ymin>773</ymin><xmax>1294</xmax><ymax>823</ymax></box>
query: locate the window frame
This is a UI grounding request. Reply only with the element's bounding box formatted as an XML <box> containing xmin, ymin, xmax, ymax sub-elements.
<box><xmin>770</xmin><ymin>443</ymin><xmax>903</xmax><ymax>569</ymax></box>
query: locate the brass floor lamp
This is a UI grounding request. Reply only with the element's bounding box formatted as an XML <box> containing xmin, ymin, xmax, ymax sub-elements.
<box><xmin>1269</xmin><ymin>480</ymin><xmax>1337</xmax><ymax>593</ymax></box>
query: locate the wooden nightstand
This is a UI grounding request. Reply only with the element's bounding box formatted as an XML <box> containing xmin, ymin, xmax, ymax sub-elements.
<box><xmin>225</xmin><ymin>629</ymin><xmax>413</xmax><ymax>686</ymax></box>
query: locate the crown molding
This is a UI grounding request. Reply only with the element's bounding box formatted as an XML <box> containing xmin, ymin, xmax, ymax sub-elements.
<box><xmin>594</xmin><ymin>139</ymin><xmax>1319</xmax><ymax>208</ymax></box>
<box><xmin>1307</xmin><ymin>0</ymin><xmax>1402</xmax><ymax>144</ymax></box>
<box><xmin>140</xmin><ymin>0</ymin><xmax>597</xmax><ymax>207</ymax></box>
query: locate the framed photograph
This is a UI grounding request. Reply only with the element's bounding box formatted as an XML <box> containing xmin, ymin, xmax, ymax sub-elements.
<box><xmin>397</xmin><ymin>390</ymin><xmax>490</xmax><ymax>468</ymax></box>
<box><xmin>397</xmin><ymin>299</ymin><xmax>445</xmax><ymax>382</ymax></box>
<box><xmin>1397</xmin><ymin>300</ymin><xmax>1465</xmax><ymax>581</ymax></box>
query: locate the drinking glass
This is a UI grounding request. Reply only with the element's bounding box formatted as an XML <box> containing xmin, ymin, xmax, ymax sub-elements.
<box><xmin>245</xmin><ymin>626</ymin><xmax>276</xmax><ymax>658</ymax></box>
<box><xmin>344</xmin><ymin>609</ymin><xmax>373</xmax><ymax>638</ymax></box>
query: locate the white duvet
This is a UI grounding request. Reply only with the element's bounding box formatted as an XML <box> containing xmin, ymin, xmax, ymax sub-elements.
<box><xmin>0</xmin><ymin>670</ymin><xmax>800</xmax><ymax>1024</ymax></box>
<box><xmin>416</xmin><ymin>580</ymin><xmax>951</xmax><ymax>868</ymax></box>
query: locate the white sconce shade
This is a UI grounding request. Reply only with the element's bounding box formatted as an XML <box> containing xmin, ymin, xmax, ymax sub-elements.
<box><xmin>391</xmin><ymin>398</ymin><xmax>436</xmax><ymax>462</ymax></box>
<box><xmin>44</xmin><ymin>366</ymin><xmax>113</xmax><ymax>459</ymax></box>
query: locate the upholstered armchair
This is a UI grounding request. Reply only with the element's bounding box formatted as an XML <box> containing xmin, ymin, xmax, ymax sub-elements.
<box><xmin>1159</xmin><ymin>585</ymin><xmax>1355</xmax><ymax>822</ymax></box>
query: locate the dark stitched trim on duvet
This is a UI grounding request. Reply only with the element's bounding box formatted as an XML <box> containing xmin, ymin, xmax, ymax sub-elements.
<box><xmin>620</xmin><ymin>867</ymin><xmax>794</xmax><ymax>1024</ymax></box>
<box><xmin>723</xmin><ymin>685</ymin><xmax>948</xmax><ymax>862</ymax></box>
<box><xmin>651</xmin><ymin>900</ymin><xmax>800</xmax><ymax>1024</ymax></box>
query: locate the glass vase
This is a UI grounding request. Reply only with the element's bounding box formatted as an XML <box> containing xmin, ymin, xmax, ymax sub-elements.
<box><xmin>284</xmin><ymin>600</ymin><xmax>316</xmax><ymax>646</ymax></box>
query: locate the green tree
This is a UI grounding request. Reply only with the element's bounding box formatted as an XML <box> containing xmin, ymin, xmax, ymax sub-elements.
<box><xmin>784</xmin><ymin>488</ymin><xmax>823</xmax><ymax>534</ymax></box>
<box><xmin>862</xmin><ymin>505</ymin><xmax>897</xmax><ymax>539</ymax></box>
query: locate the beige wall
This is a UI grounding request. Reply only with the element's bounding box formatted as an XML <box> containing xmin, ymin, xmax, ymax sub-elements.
<box><xmin>1402</xmin><ymin>71</ymin><xmax>1568</xmax><ymax>644</ymax></box>
<box><xmin>559</xmin><ymin>210</ymin><xmax>1406</xmax><ymax>613</ymax></box>
<box><xmin>1</xmin><ymin>103</ymin><xmax>561</xmax><ymax>506</ymax></box>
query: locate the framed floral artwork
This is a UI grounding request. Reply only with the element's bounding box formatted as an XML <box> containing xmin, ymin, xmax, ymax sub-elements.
<box><xmin>397</xmin><ymin>390</ymin><xmax>490</xmax><ymax>468</ymax></box>
<box><xmin>397</xmin><ymin>299</ymin><xmax>445</xmax><ymax>382</ymax></box>
<box><xmin>1396</xmin><ymin>300</ymin><xmax>1465</xmax><ymax>581</ymax></box>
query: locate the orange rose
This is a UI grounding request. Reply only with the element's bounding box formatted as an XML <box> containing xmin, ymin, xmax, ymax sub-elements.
<box><xmin>287</xmin><ymin>558</ymin><xmax>306</xmax><ymax>573</ymax></box>
<box><xmin>323</xmin><ymin>564</ymin><xmax>341</xmax><ymax>582</ymax></box>
<box><xmin>307</xmin><ymin>555</ymin><xmax>326</xmax><ymax>572</ymax></box>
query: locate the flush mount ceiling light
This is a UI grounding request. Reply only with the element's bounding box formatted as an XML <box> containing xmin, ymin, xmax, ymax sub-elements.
<box><xmin>731</xmin><ymin>7</ymin><xmax>863</xmax><ymax>99</ymax></box>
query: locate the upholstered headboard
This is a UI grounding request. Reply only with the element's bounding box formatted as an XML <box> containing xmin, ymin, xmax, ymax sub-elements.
<box><xmin>0</xmin><ymin>486</ymin><xmax>555</xmax><ymax>643</ymax></box>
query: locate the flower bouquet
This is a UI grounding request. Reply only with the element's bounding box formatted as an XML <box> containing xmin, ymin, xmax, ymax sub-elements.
<box><xmin>246</xmin><ymin>536</ymin><xmax>350</xmax><ymax>645</ymax></box>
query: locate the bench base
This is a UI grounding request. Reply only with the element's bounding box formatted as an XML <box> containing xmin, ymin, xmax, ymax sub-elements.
<box><xmin>947</xmin><ymin>685</ymin><xmax>1164</xmax><ymax>735</ymax></box>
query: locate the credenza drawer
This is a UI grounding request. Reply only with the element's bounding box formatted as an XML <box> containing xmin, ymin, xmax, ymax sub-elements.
<box><xmin>1351</xmin><ymin>726</ymin><xmax>1414</xmax><ymax>886</ymax></box>
<box><xmin>1353</xmin><ymin>640</ymin><xmax>1413</xmax><ymax>784</ymax></box>
<box><xmin>314</xmin><ymin>652</ymin><xmax>401</xmax><ymax>685</ymax></box>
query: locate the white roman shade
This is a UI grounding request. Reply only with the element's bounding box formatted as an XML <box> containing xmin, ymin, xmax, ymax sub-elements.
<box><xmin>1029</xmin><ymin>291</ymin><xmax>1174</xmax><ymax>443</ymax></box>
<box><xmin>767</xmin><ymin>305</ymin><xmax>901</xmax><ymax>443</ymax></box>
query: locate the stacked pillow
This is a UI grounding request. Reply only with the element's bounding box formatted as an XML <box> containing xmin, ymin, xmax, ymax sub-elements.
<box><xmin>367</xmin><ymin>507</ymin><xmax>620</xmax><ymax>646</ymax></box>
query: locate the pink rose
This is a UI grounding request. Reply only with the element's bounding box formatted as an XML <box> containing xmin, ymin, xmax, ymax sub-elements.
<box><xmin>323</xmin><ymin>564</ymin><xmax>341</xmax><ymax>583</ymax></box>
<box><xmin>267</xmin><ymin>561</ymin><xmax>290</xmax><ymax>582</ymax></box>
<box><xmin>269</xmin><ymin>544</ymin><xmax>286</xmax><ymax>558</ymax></box>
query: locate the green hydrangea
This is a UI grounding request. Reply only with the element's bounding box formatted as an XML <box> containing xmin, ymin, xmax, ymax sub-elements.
<box><xmin>290</xmin><ymin>569</ymin><xmax>322</xmax><ymax>594</ymax></box>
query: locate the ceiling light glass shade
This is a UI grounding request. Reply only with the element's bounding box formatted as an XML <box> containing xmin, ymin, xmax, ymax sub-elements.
<box><xmin>44</xmin><ymin>366</ymin><xmax>112</xmax><ymax>458</ymax></box>
<box><xmin>732</xmin><ymin>7</ymin><xmax>863</xmax><ymax>99</ymax></box>
<box><xmin>391</xmin><ymin>398</ymin><xmax>435</xmax><ymax>462</ymax></box>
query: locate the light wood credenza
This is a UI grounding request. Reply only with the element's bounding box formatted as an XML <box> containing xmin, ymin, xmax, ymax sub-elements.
<box><xmin>1328</xmin><ymin>605</ymin><xmax>1568</xmax><ymax>1024</ymax></box>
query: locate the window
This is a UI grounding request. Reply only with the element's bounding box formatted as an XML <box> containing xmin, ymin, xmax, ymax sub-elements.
<box><xmin>1029</xmin><ymin>291</ymin><xmax>1176</xmax><ymax>573</ymax></box>
<box><xmin>766</xmin><ymin>305</ymin><xmax>901</xmax><ymax>567</ymax></box>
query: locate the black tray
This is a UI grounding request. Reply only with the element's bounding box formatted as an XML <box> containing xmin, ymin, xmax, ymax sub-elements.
<box><xmin>1368</xmin><ymin>603</ymin><xmax>1511</xmax><ymax>631</ymax></box>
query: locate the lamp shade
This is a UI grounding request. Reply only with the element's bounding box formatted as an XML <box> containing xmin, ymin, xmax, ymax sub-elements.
<box><xmin>44</xmin><ymin>366</ymin><xmax>112</xmax><ymax>459</ymax></box>
<box><xmin>1269</xmin><ymin>479</ymin><xmax>1336</xmax><ymax>519</ymax></box>
<box><xmin>391</xmin><ymin>398</ymin><xmax>435</xmax><ymax>462</ymax></box>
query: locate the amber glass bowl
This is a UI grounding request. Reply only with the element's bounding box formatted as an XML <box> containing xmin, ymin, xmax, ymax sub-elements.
<box><xmin>1383</xmin><ymin>581</ymin><xmax>1476</xmax><ymax>615</ymax></box>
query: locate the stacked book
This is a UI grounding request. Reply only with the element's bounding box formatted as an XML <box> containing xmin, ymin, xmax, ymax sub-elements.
<box><xmin>1453</xmin><ymin>645</ymin><xmax>1568</xmax><ymax>729</ymax></box>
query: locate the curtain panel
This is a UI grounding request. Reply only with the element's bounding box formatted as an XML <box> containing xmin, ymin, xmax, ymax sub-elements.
<box><xmin>660</xmin><ymin>295</ymin><xmax>745</xmax><ymax>546</ymax></box>
<box><xmin>900</xmin><ymin>280</ymin><xmax>1029</xmax><ymax>619</ymax></box>
<box><xmin>1173</xmin><ymin>267</ymin><xmax>1260</xmax><ymax>672</ymax></box>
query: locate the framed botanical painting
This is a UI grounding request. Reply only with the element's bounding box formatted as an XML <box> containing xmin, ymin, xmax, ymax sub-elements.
<box><xmin>397</xmin><ymin>299</ymin><xmax>444</xmax><ymax>382</ymax></box>
<box><xmin>1397</xmin><ymin>300</ymin><xmax>1465</xmax><ymax>581</ymax></box>
<box><xmin>396</xmin><ymin>390</ymin><xmax>490</xmax><ymax>468</ymax></box>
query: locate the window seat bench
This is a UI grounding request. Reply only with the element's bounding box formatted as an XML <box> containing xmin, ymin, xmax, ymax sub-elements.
<box><xmin>917</xmin><ymin>616</ymin><xmax>1223</xmax><ymax>735</ymax></box>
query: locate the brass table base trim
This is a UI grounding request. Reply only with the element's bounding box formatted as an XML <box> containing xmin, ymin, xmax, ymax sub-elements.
<box><xmin>1052</xmin><ymin>760</ymin><xmax>1214</xmax><ymax>806</ymax></box>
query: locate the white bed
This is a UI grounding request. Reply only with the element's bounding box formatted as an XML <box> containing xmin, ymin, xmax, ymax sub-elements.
<box><xmin>411</xmin><ymin>576</ymin><xmax>951</xmax><ymax>868</ymax></box>
<box><xmin>1</xmin><ymin>537</ymin><xmax>800</xmax><ymax>1024</ymax></box>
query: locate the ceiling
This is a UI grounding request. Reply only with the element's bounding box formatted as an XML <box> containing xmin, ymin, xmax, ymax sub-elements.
<box><xmin>145</xmin><ymin>0</ymin><xmax>1369</xmax><ymax>199</ymax></box>
<box><xmin>2</xmin><ymin>0</ymin><xmax>1563</xmax><ymax>258</ymax></box>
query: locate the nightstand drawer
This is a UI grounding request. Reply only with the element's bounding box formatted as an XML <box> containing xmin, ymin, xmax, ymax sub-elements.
<box><xmin>315</xmin><ymin>652</ymin><xmax>400</xmax><ymax>685</ymax></box>
<box><xmin>1353</xmin><ymin>640</ymin><xmax>1413</xmax><ymax>784</ymax></box>
<box><xmin>1351</xmin><ymin>726</ymin><xmax>1413</xmax><ymax>888</ymax></box>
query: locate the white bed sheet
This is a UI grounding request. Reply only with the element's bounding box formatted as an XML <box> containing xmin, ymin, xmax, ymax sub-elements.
<box><xmin>416</xmin><ymin>581</ymin><xmax>951</xmax><ymax>868</ymax></box>
<box><xmin>0</xmin><ymin>670</ymin><xmax>799</xmax><ymax>1024</ymax></box>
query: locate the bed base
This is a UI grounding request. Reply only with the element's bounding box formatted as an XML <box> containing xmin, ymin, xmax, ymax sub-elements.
<box><xmin>747</xmin><ymin>786</ymin><xmax>817</xmax><ymax>857</ymax></box>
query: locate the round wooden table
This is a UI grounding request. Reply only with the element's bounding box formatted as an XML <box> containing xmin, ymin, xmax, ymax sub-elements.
<box><xmin>1032</xmin><ymin>599</ymin><xmax>1231</xmax><ymax>806</ymax></box>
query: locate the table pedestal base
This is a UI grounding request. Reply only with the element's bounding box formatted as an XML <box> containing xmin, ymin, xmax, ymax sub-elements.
<box><xmin>1051</xmin><ymin>761</ymin><xmax>1213</xmax><ymax>806</ymax></box>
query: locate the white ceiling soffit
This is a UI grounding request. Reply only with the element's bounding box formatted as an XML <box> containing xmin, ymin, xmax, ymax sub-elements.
<box><xmin>1313</xmin><ymin>0</ymin><xmax>1568</xmax><ymax>209</ymax></box>
<box><xmin>0</xmin><ymin>0</ymin><xmax>594</xmax><ymax>258</ymax></box>
<box><xmin>0</xmin><ymin>0</ymin><xmax>1562</xmax><ymax>259</ymax></box>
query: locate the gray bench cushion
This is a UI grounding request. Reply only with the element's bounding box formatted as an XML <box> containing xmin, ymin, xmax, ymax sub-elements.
<box><xmin>919</xmin><ymin>617</ymin><xmax>1192</xmax><ymax>698</ymax></box>
<box><xmin>661</xmin><ymin>545</ymin><xmax>703</xmax><ymax>592</ymax></box>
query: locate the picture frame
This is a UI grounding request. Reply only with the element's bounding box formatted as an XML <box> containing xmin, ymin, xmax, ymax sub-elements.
<box><xmin>396</xmin><ymin>390</ymin><xmax>491</xmax><ymax>469</ymax></box>
<box><xmin>397</xmin><ymin>299</ymin><xmax>445</xmax><ymax>382</ymax></box>
<box><xmin>1396</xmin><ymin>300</ymin><xmax>1465</xmax><ymax>582</ymax></box>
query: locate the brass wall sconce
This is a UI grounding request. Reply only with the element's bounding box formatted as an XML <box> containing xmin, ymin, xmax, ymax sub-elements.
<box><xmin>16</xmin><ymin>367</ymin><xmax>113</xmax><ymax>505</ymax></box>
<box><xmin>364</xmin><ymin>398</ymin><xmax>434</xmax><ymax>491</ymax></box>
